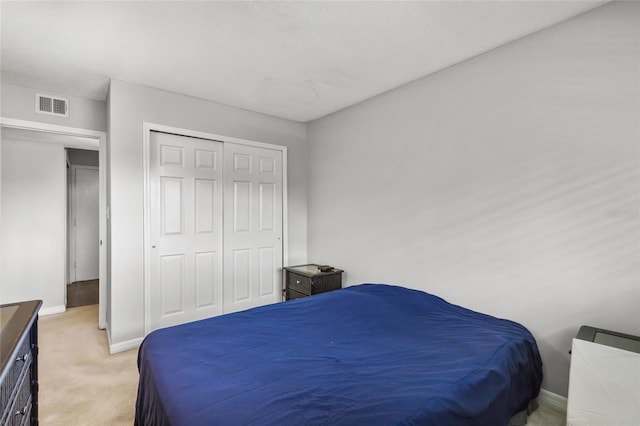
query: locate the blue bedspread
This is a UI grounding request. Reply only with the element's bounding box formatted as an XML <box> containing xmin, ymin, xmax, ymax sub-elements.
<box><xmin>136</xmin><ymin>284</ymin><xmax>542</xmax><ymax>425</ymax></box>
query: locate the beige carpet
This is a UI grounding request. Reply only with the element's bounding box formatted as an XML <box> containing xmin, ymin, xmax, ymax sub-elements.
<box><xmin>38</xmin><ymin>304</ymin><xmax>566</xmax><ymax>426</ymax></box>
<box><xmin>39</xmin><ymin>305</ymin><xmax>138</xmax><ymax>425</ymax></box>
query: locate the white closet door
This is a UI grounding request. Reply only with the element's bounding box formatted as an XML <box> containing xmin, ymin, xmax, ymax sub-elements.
<box><xmin>149</xmin><ymin>132</ymin><xmax>224</xmax><ymax>330</ymax></box>
<box><xmin>73</xmin><ymin>166</ymin><xmax>99</xmax><ymax>282</ymax></box>
<box><xmin>223</xmin><ymin>142</ymin><xmax>283</xmax><ymax>314</ymax></box>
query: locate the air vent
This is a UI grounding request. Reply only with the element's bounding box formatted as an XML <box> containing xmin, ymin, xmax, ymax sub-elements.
<box><xmin>36</xmin><ymin>94</ymin><xmax>69</xmax><ymax>117</ymax></box>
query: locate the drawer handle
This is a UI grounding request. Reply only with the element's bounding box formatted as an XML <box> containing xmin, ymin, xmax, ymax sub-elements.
<box><xmin>296</xmin><ymin>280</ymin><xmax>301</xmax><ymax>284</ymax></box>
<box><xmin>15</xmin><ymin>352</ymin><xmax>29</xmax><ymax>363</ymax></box>
<box><xmin>15</xmin><ymin>405</ymin><xmax>28</xmax><ymax>416</ymax></box>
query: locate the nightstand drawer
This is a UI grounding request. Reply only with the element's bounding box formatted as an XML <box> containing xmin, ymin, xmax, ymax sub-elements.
<box><xmin>288</xmin><ymin>273</ymin><xmax>312</xmax><ymax>295</ymax></box>
<box><xmin>286</xmin><ymin>289</ymin><xmax>307</xmax><ymax>301</ymax></box>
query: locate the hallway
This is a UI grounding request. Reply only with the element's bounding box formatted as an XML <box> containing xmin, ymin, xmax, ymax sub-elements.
<box><xmin>66</xmin><ymin>280</ymin><xmax>99</xmax><ymax>308</ymax></box>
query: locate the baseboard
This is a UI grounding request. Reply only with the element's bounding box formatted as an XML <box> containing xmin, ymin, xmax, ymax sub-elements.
<box><xmin>39</xmin><ymin>305</ymin><xmax>66</xmax><ymax>316</ymax></box>
<box><xmin>538</xmin><ymin>389</ymin><xmax>568</xmax><ymax>411</ymax></box>
<box><xmin>108</xmin><ymin>336</ymin><xmax>143</xmax><ymax>355</ymax></box>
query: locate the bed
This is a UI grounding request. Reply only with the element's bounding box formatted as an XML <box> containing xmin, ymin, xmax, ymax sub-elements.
<box><xmin>135</xmin><ymin>284</ymin><xmax>543</xmax><ymax>425</ymax></box>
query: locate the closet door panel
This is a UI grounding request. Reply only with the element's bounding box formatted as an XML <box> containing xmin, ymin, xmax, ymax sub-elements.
<box><xmin>223</xmin><ymin>142</ymin><xmax>283</xmax><ymax>314</ymax></box>
<box><xmin>149</xmin><ymin>132</ymin><xmax>223</xmax><ymax>330</ymax></box>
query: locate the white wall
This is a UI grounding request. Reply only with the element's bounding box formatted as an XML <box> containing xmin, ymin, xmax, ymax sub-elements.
<box><xmin>1</xmin><ymin>82</ymin><xmax>107</xmax><ymax>132</ymax></box>
<box><xmin>307</xmin><ymin>1</ymin><xmax>639</xmax><ymax>397</ymax></box>
<box><xmin>108</xmin><ymin>80</ymin><xmax>307</xmax><ymax>347</ymax></box>
<box><xmin>0</xmin><ymin>139</ymin><xmax>66</xmax><ymax>311</ymax></box>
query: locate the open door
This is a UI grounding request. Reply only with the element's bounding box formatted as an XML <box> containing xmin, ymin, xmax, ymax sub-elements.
<box><xmin>70</xmin><ymin>165</ymin><xmax>99</xmax><ymax>283</ymax></box>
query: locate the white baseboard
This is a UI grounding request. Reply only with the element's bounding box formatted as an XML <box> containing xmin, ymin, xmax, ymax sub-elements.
<box><xmin>538</xmin><ymin>389</ymin><xmax>568</xmax><ymax>411</ymax></box>
<box><xmin>39</xmin><ymin>305</ymin><xmax>66</xmax><ymax>316</ymax></box>
<box><xmin>108</xmin><ymin>335</ymin><xmax>143</xmax><ymax>355</ymax></box>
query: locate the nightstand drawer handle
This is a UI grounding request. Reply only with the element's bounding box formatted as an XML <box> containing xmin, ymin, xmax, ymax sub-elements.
<box><xmin>15</xmin><ymin>405</ymin><xmax>28</xmax><ymax>416</ymax></box>
<box><xmin>296</xmin><ymin>280</ymin><xmax>301</xmax><ymax>284</ymax></box>
<box><xmin>15</xmin><ymin>352</ymin><xmax>29</xmax><ymax>363</ymax></box>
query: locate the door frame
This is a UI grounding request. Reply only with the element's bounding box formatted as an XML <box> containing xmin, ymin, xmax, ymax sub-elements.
<box><xmin>69</xmin><ymin>164</ymin><xmax>100</xmax><ymax>283</ymax></box>
<box><xmin>0</xmin><ymin>117</ymin><xmax>108</xmax><ymax>329</ymax></box>
<box><xmin>142</xmin><ymin>122</ymin><xmax>289</xmax><ymax>335</ymax></box>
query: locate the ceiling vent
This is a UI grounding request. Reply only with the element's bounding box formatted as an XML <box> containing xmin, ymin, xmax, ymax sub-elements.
<box><xmin>36</xmin><ymin>94</ymin><xmax>69</xmax><ymax>117</ymax></box>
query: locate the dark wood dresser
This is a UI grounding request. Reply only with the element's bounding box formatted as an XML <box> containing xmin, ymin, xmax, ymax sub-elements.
<box><xmin>284</xmin><ymin>264</ymin><xmax>343</xmax><ymax>301</ymax></box>
<box><xmin>0</xmin><ymin>300</ymin><xmax>42</xmax><ymax>426</ymax></box>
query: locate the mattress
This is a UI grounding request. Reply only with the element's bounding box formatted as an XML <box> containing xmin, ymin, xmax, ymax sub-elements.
<box><xmin>136</xmin><ymin>284</ymin><xmax>543</xmax><ymax>425</ymax></box>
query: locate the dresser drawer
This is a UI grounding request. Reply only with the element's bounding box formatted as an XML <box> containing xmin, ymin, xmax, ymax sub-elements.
<box><xmin>288</xmin><ymin>273</ymin><xmax>312</xmax><ymax>295</ymax></box>
<box><xmin>0</xmin><ymin>338</ymin><xmax>32</xmax><ymax>425</ymax></box>
<box><xmin>16</xmin><ymin>400</ymin><xmax>31</xmax><ymax>426</ymax></box>
<box><xmin>7</xmin><ymin>372</ymin><xmax>32</xmax><ymax>426</ymax></box>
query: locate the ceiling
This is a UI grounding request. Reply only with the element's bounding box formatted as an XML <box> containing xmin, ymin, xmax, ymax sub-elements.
<box><xmin>1</xmin><ymin>1</ymin><xmax>609</xmax><ymax>123</ymax></box>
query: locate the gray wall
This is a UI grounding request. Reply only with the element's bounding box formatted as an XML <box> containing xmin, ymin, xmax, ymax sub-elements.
<box><xmin>307</xmin><ymin>1</ymin><xmax>639</xmax><ymax>397</ymax></box>
<box><xmin>108</xmin><ymin>80</ymin><xmax>307</xmax><ymax>346</ymax></box>
<box><xmin>67</xmin><ymin>148</ymin><xmax>99</xmax><ymax>167</ymax></box>
<box><xmin>0</xmin><ymin>139</ymin><xmax>66</xmax><ymax>310</ymax></box>
<box><xmin>1</xmin><ymin>82</ymin><xmax>107</xmax><ymax>131</ymax></box>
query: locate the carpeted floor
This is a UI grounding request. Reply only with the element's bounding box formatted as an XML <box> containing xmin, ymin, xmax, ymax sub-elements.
<box><xmin>38</xmin><ymin>305</ymin><xmax>567</xmax><ymax>426</ymax></box>
<box><xmin>38</xmin><ymin>304</ymin><xmax>137</xmax><ymax>425</ymax></box>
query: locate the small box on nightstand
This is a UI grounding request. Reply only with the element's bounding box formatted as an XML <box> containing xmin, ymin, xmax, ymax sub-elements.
<box><xmin>284</xmin><ymin>264</ymin><xmax>343</xmax><ymax>301</ymax></box>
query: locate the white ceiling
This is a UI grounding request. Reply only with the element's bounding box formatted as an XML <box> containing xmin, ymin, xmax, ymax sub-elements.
<box><xmin>1</xmin><ymin>1</ymin><xmax>609</xmax><ymax>123</ymax></box>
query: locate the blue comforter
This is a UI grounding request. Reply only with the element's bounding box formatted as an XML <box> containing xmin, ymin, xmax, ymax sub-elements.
<box><xmin>136</xmin><ymin>284</ymin><xmax>542</xmax><ymax>425</ymax></box>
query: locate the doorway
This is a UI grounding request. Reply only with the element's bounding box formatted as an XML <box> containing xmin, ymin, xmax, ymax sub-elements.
<box><xmin>0</xmin><ymin>118</ymin><xmax>107</xmax><ymax>327</ymax></box>
<box><xmin>67</xmin><ymin>149</ymin><xmax>100</xmax><ymax>307</ymax></box>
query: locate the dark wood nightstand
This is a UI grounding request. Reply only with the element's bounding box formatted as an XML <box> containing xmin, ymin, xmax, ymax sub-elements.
<box><xmin>284</xmin><ymin>264</ymin><xmax>343</xmax><ymax>301</ymax></box>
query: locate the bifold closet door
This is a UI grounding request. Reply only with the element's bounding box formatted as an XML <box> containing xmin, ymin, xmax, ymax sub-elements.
<box><xmin>149</xmin><ymin>132</ymin><xmax>284</xmax><ymax>331</ymax></box>
<box><xmin>149</xmin><ymin>131</ymin><xmax>224</xmax><ymax>330</ymax></box>
<box><xmin>223</xmin><ymin>142</ymin><xmax>283</xmax><ymax>314</ymax></box>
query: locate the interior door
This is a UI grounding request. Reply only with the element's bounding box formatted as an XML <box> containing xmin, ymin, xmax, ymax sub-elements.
<box><xmin>72</xmin><ymin>166</ymin><xmax>99</xmax><ymax>282</ymax></box>
<box><xmin>149</xmin><ymin>131</ymin><xmax>224</xmax><ymax>330</ymax></box>
<box><xmin>223</xmin><ymin>142</ymin><xmax>283</xmax><ymax>314</ymax></box>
